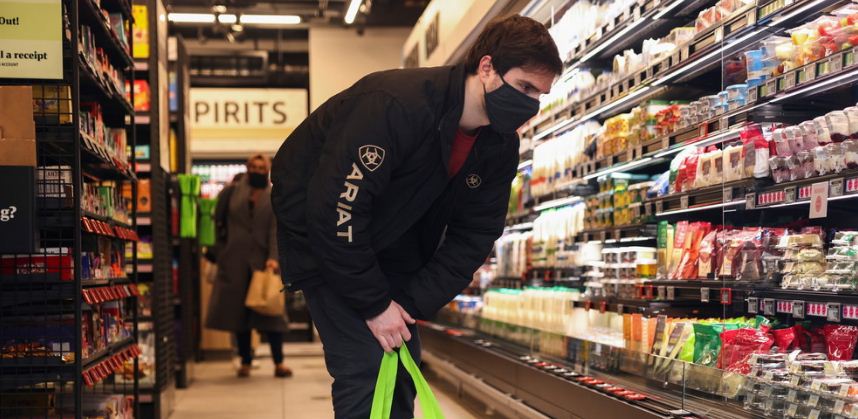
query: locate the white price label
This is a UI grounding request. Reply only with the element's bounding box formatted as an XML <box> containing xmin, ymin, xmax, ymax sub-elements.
<box><xmin>748</xmin><ymin>297</ymin><xmax>758</xmax><ymax>314</ymax></box>
<box><xmin>832</xmin><ymin>55</ymin><xmax>844</xmax><ymax>73</ymax></box>
<box><xmin>765</xmin><ymin>79</ymin><xmax>777</xmax><ymax>96</ymax></box>
<box><xmin>763</xmin><ymin>299</ymin><xmax>776</xmax><ymax>315</ymax></box>
<box><xmin>831</xmin><ymin>178</ymin><xmax>844</xmax><ymax>197</ymax></box>
<box><xmin>662</xmin><ymin>136</ymin><xmax>670</xmax><ymax>149</ymax></box>
<box><xmin>793</xmin><ymin>300</ymin><xmax>805</xmax><ymax>319</ymax></box>
<box><xmin>809</xmin><ymin>409</ymin><xmax>820</xmax><ymax>419</ymax></box>
<box><xmin>667</xmin><ymin>286</ymin><xmax>675</xmax><ymax>300</ymax></box>
<box><xmin>680</xmin><ymin>195</ymin><xmax>689</xmax><ymax>209</ymax></box>
<box><xmin>829</xmin><ymin>303</ymin><xmax>842</xmax><ymax>322</ymax></box>
<box><xmin>724</xmin><ymin>187</ymin><xmax>733</xmax><ymax>202</ymax></box>
<box><xmin>807</xmin><ymin>64</ymin><xmax>817</xmax><ymax>80</ymax></box>
<box><xmin>701</xmin><ymin>287</ymin><xmax>710</xmax><ymax>303</ymax></box>
<box><xmin>655</xmin><ymin>200</ymin><xmax>664</xmax><ymax>214</ymax></box>
<box><xmin>836</xmin><ymin>400</ymin><xmax>846</xmax><ymax>414</ymax></box>
<box><xmin>657</xmin><ymin>286</ymin><xmax>666</xmax><ymax>300</ymax></box>
<box><xmin>746</xmin><ymin>193</ymin><xmax>756</xmax><ymax>210</ymax></box>
<box><xmin>785</xmin><ymin>186</ymin><xmax>796</xmax><ymax>203</ymax></box>
<box><xmin>809</xmin><ymin>394</ymin><xmax>820</xmax><ymax>407</ymax></box>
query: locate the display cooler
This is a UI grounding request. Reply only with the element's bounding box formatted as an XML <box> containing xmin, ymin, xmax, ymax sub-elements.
<box><xmin>428</xmin><ymin>0</ymin><xmax>858</xmax><ymax>417</ymax></box>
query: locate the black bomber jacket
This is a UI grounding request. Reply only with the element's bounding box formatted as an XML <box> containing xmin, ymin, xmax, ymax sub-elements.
<box><xmin>270</xmin><ymin>64</ymin><xmax>519</xmax><ymax>320</ymax></box>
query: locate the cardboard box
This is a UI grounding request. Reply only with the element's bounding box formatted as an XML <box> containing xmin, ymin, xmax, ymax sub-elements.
<box><xmin>137</xmin><ymin>179</ymin><xmax>151</xmax><ymax>213</ymax></box>
<box><xmin>0</xmin><ymin>86</ymin><xmax>36</xmax><ymax>167</ymax></box>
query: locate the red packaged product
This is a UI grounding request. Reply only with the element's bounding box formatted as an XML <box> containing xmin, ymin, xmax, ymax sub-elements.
<box><xmin>822</xmin><ymin>325</ymin><xmax>858</xmax><ymax>361</ymax></box>
<box><xmin>718</xmin><ymin>328</ymin><xmax>774</xmax><ymax>373</ymax></box>
<box><xmin>683</xmin><ymin>152</ymin><xmax>700</xmax><ymax>192</ymax></box>
<box><xmin>795</xmin><ymin>324</ymin><xmax>827</xmax><ymax>353</ymax></box>
<box><xmin>771</xmin><ymin>327</ymin><xmax>797</xmax><ymax>352</ymax></box>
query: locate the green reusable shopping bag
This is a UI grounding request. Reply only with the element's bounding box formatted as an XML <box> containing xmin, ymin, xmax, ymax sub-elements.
<box><xmin>178</xmin><ymin>174</ymin><xmax>201</xmax><ymax>238</ymax></box>
<box><xmin>198</xmin><ymin>198</ymin><xmax>217</xmax><ymax>247</ymax></box>
<box><xmin>369</xmin><ymin>345</ymin><xmax>444</xmax><ymax>419</ymax></box>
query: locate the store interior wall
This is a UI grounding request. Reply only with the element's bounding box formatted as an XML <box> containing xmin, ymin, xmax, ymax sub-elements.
<box><xmin>308</xmin><ymin>26</ymin><xmax>410</xmax><ymax>110</ymax></box>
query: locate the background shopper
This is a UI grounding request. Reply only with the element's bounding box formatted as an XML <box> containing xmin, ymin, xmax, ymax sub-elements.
<box><xmin>271</xmin><ymin>15</ymin><xmax>561</xmax><ymax>418</ymax></box>
<box><xmin>206</xmin><ymin>155</ymin><xmax>292</xmax><ymax>378</ymax></box>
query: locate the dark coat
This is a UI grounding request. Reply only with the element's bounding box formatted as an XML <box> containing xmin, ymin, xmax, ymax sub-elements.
<box><xmin>205</xmin><ymin>178</ymin><xmax>288</xmax><ymax>333</ymax></box>
<box><xmin>271</xmin><ymin>64</ymin><xmax>519</xmax><ymax>320</ymax></box>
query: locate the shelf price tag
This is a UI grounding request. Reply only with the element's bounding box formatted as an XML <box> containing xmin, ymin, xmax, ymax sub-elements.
<box><xmin>831</xmin><ymin>178</ymin><xmax>844</xmax><ymax>197</ymax></box>
<box><xmin>700</xmin><ymin>287</ymin><xmax>710</xmax><ymax>303</ymax></box>
<box><xmin>657</xmin><ymin>286</ymin><xmax>666</xmax><ymax>300</ymax></box>
<box><xmin>828</xmin><ymin>303</ymin><xmax>842</xmax><ymax>322</ymax></box>
<box><xmin>616</xmin><ymin>304</ymin><xmax>624</xmax><ymax>315</ymax></box>
<box><xmin>680</xmin><ymin>195</ymin><xmax>689</xmax><ymax>209</ymax></box>
<box><xmin>662</xmin><ymin>136</ymin><xmax>670</xmax><ymax>149</ymax></box>
<box><xmin>644</xmin><ymin>202</ymin><xmax>652</xmax><ymax>217</ymax></box>
<box><xmin>667</xmin><ymin>286</ymin><xmax>675</xmax><ymax>301</ymax></box>
<box><xmin>655</xmin><ymin>200</ymin><xmax>664</xmax><ymax>214</ymax></box>
<box><xmin>764</xmin><ymin>79</ymin><xmax>777</xmax><ymax>97</ymax></box>
<box><xmin>785</xmin><ymin>186</ymin><xmax>796</xmax><ymax>204</ymax></box>
<box><xmin>714</xmin><ymin>27</ymin><xmax>724</xmax><ymax>43</ymax></box>
<box><xmin>784</xmin><ymin>72</ymin><xmax>796</xmax><ymax>90</ymax></box>
<box><xmin>724</xmin><ymin>187</ymin><xmax>734</xmax><ymax>202</ymax></box>
<box><xmin>746</xmin><ymin>193</ymin><xmax>756</xmax><ymax>210</ymax></box>
<box><xmin>787</xmin><ymin>390</ymin><xmax>797</xmax><ymax>403</ymax></box>
<box><xmin>748</xmin><ymin>297</ymin><xmax>759</xmax><ymax>314</ymax></box>
<box><xmin>786</xmin><ymin>404</ymin><xmax>798</xmax><ymax>417</ymax></box>
<box><xmin>806</xmin><ymin>63</ymin><xmax>817</xmax><ymax>81</ymax></box>
<box><xmin>720</xmin><ymin>116</ymin><xmax>730</xmax><ymax>131</ymax></box>
<box><xmin>747</xmin><ymin>86</ymin><xmax>758</xmax><ymax>102</ymax></box>
<box><xmin>832</xmin><ymin>54</ymin><xmax>844</xmax><ymax>73</ymax></box>
<box><xmin>809</xmin><ymin>395</ymin><xmax>820</xmax><ymax>407</ymax></box>
<box><xmin>793</xmin><ymin>300</ymin><xmax>805</xmax><ymax>319</ymax></box>
<box><xmin>763</xmin><ymin>298</ymin><xmax>776</xmax><ymax>315</ymax></box>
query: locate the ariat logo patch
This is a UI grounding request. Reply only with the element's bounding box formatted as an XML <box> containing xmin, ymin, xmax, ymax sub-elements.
<box><xmin>358</xmin><ymin>145</ymin><xmax>385</xmax><ymax>172</ymax></box>
<box><xmin>466</xmin><ymin>174</ymin><xmax>481</xmax><ymax>189</ymax></box>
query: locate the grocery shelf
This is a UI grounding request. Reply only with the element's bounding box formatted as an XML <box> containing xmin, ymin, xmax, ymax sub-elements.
<box><xmin>78</xmin><ymin>54</ymin><xmax>134</xmax><ymax>116</ymax></box>
<box><xmin>78</xmin><ymin>0</ymin><xmax>134</xmax><ymax>68</ymax></box>
<box><xmin>82</xmin><ymin>216</ymin><xmax>140</xmax><ymax>241</ymax></box>
<box><xmin>82</xmin><ymin>337</ymin><xmax>135</xmax><ymax>370</ymax></box>
<box><xmin>82</xmin><ymin>210</ymin><xmax>134</xmax><ymax>230</ymax></box>
<box><xmin>522</xmin><ymin>0</ymin><xmax>844</xmax><ymax>143</ymax></box>
<box><xmin>577</xmin><ymin>223</ymin><xmax>656</xmax><ymax>243</ymax></box>
<box><xmin>745</xmin><ymin>288</ymin><xmax>858</xmax><ymax>322</ymax></box>
<box><xmin>82</xmin><ymin>277</ymin><xmax>134</xmax><ymax>287</ymax></box>
<box><xmin>420</xmin><ymin>320</ymin><xmax>757</xmax><ymax>419</ymax></box>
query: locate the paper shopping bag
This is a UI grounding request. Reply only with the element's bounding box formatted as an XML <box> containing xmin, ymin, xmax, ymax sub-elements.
<box><xmin>244</xmin><ymin>269</ymin><xmax>285</xmax><ymax>317</ymax></box>
<box><xmin>370</xmin><ymin>345</ymin><xmax>443</xmax><ymax>419</ymax></box>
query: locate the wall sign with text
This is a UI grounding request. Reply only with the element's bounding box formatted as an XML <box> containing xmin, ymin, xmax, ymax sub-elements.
<box><xmin>0</xmin><ymin>0</ymin><xmax>62</xmax><ymax>79</ymax></box>
<box><xmin>190</xmin><ymin>88</ymin><xmax>308</xmax><ymax>142</ymax></box>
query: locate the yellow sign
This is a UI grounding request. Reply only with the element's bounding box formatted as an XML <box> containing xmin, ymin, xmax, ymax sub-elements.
<box><xmin>0</xmin><ymin>0</ymin><xmax>62</xmax><ymax>79</ymax></box>
<box><xmin>190</xmin><ymin>88</ymin><xmax>308</xmax><ymax>157</ymax></box>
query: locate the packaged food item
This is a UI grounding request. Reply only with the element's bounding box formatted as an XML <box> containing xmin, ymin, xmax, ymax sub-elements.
<box><xmin>723</xmin><ymin>143</ymin><xmax>744</xmax><ymax>181</ymax></box>
<box><xmin>744</xmin><ymin>49</ymin><xmax>766</xmax><ymax>80</ymax></box>
<box><xmin>815</xmin><ymin>145</ymin><xmax>833</xmax><ymax>175</ymax></box>
<box><xmin>846</xmin><ymin>107</ymin><xmax>858</xmax><ymax>139</ymax></box>
<box><xmin>726</xmin><ymin>84</ymin><xmax>748</xmax><ymax>101</ymax></box>
<box><xmin>815</xmin><ymin>116</ymin><xmax>834</xmax><ymax>145</ymax></box>
<box><xmin>736</xmin><ymin>241</ymin><xmax>763</xmax><ymax>281</ymax></box>
<box><xmin>698</xmin><ymin>230</ymin><xmax>719</xmax><ymax>279</ymax></box>
<box><xmin>827</xmin><ymin>110</ymin><xmax>851</xmax><ymax>142</ymax></box>
<box><xmin>769</xmin><ymin>156</ymin><xmax>789</xmax><ymax>183</ymax></box>
<box><xmin>786</xmin><ymin>155</ymin><xmax>803</xmax><ymax>181</ymax></box>
<box><xmin>718</xmin><ymin>328</ymin><xmax>774</xmax><ymax>373</ymax></box>
<box><xmin>823</xmin><ymin>325</ymin><xmax>858</xmax><ymax>361</ymax></box>
<box><xmin>694</xmin><ymin>323</ymin><xmax>734</xmax><ymax>367</ymax></box>
<box><xmin>843</xmin><ymin>140</ymin><xmax>858</xmax><ymax>169</ymax></box>
<box><xmin>797</xmin><ymin>150</ymin><xmax>815</xmax><ymax>178</ymax></box>
<box><xmin>800</xmin><ymin>120</ymin><xmax>821</xmax><ymax>149</ymax></box>
<box><xmin>771</xmin><ymin>327</ymin><xmax>798</xmax><ymax>352</ymax></box>
<box><xmin>784</xmin><ymin>126</ymin><xmax>806</xmax><ymax>154</ymax></box>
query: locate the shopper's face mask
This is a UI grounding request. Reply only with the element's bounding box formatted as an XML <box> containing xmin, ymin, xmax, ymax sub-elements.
<box><xmin>482</xmin><ymin>66</ymin><xmax>546</xmax><ymax>134</ymax></box>
<box><xmin>248</xmin><ymin>172</ymin><xmax>269</xmax><ymax>188</ymax></box>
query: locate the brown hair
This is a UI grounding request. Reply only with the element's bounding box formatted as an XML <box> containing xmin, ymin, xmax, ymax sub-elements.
<box><xmin>464</xmin><ymin>15</ymin><xmax>562</xmax><ymax>76</ymax></box>
<box><xmin>246</xmin><ymin>154</ymin><xmax>270</xmax><ymax>170</ymax></box>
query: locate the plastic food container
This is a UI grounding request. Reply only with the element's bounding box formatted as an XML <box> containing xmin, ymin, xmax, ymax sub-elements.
<box><xmin>845</xmin><ymin>107</ymin><xmax>858</xmax><ymax>139</ymax></box>
<box><xmin>814</xmin><ymin>116</ymin><xmax>833</xmax><ymax>145</ymax></box>
<box><xmin>773</xmin><ymin>128</ymin><xmax>791</xmax><ymax>157</ymax></box>
<box><xmin>828</xmin><ymin>143</ymin><xmax>847</xmax><ymax>173</ymax></box>
<box><xmin>797</xmin><ymin>150</ymin><xmax>816</xmax><ymax>178</ymax></box>
<box><xmin>718</xmin><ymin>91</ymin><xmax>730</xmax><ymax>106</ymax></box>
<box><xmin>815</xmin><ymin>145</ymin><xmax>832</xmax><ymax>175</ymax></box>
<box><xmin>784</xmin><ymin>126</ymin><xmax>806</xmax><ymax>153</ymax></box>
<box><xmin>844</xmin><ymin>140</ymin><xmax>858</xmax><ymax>169</ymax></box>
<box><xmin>726</xmin><ymin>84</ymin><xmax>748</xmax><ymax>100</ymax></box>
<box><xmin>744</xmin><ymin>50</ymin><xmax>766</xmax><ymax>80</ymax></box>
<box><xmin>826</xmin><ymin>110</ymin><xmax>850</xmax><ymax>142</ymax></box>
<box><xmin>769</xmin><ymin>157</ymin><xmax>789</xmax><ymax>183</ymax></box>
<box><xmin>800</xmin><ymin>120</ymin><xmax>821</xmax><ymax>148</ymax></box>
<box><xmin>728</xmin><ymin>98</ymin><xmax>746</xmax><ymax>110</ymax></box>
<box><xmin>786</xmin><ymin>155</ymin><xmax>803</xmax><ymax>181</ymax></box>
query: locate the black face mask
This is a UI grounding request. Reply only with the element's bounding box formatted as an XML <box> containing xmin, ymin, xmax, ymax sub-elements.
<box><xmin>248</xmin><ymin>172</ymin><xmax>269</xmax><ymax>189</ymax></box>
<box><xmin>484</xmin><ymin>76</ymin><xmax>540</xmax><ymax>134</ymax></box>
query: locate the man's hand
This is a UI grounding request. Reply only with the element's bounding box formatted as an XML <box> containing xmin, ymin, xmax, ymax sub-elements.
<box><xmin>366</xmin><ymin>301</ymin><xmax>416</xmax><ymax>353</ymax></box>
<box><xmin>265</xmin><ymin>259</ymin><xmax>280</xmax><ymax>272</ymax></box>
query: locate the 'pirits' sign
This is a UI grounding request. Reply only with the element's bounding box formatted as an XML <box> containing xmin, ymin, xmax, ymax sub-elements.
<box><xmin>190</xmin><ymin>88</ymin><xmax>308</xmax><ymax>142</ymax></box>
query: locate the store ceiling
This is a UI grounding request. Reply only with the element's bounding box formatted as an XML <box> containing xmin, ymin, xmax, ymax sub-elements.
<box><xmin>166</xmin><ymin>0</ymin><xmax>428</xmax><ymax>27</ymax></box>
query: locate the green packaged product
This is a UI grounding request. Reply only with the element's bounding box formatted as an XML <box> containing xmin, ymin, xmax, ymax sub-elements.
<box><xmin>693</xmin><ymin>323</ymin><xmax>739</xmax><ymax>366</ymax></box>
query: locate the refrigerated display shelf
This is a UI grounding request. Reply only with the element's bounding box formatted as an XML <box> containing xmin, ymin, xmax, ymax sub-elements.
<box><xmin>419</xmin><ymin>321</ymin><xmax>757</xmax><ymax>419</ymax></box>
<box><xmin>523</xmin><ymin>0</ymin><xmax>844</xmax><ymax>143</ymax></box>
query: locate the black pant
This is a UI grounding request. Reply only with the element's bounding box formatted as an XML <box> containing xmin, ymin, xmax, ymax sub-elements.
<box><xmin>304</xmin><ymin>286</ymin><xmax>420</xmax><ymax>419</ymax></box>
<box><xmin>235</xmin><ymin>330</ymin><xmax>284</xmax><ymax>365</ymax></box>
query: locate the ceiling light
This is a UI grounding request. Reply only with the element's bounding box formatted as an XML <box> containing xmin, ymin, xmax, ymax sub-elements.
<box><xmin>168</xmin><ymin>13</ymin><xmax>216</xmax><ymax>23</ymax></box>
<box><xmin>231</xmin><ymin>24</ymin><xmax>244</xmax><ymax>33</ymax></box>
<box><xmin>212</xmin><ymin>5</ymin><xmax>227</xmax><ymax>14</ymax></box>
<box><xmin>239</xmin><ymin>14</ymin><xmax>301</xmax><ymax>25</ymax></box>
<box><xmin>345</xmin><ymin>0</ymin><xmax>363</xmax><ymax>25</ymax></box>
<box><xmin>218</xmin><ymin>14</ymin><xmax>237</xmax><ymax>24</ymax></box>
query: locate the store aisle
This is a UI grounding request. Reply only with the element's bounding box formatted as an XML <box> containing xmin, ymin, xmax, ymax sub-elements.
<box><xmin>171</xmin><ymin>343</ymin><xmax>477</xmax><ymax>419</ymax></box>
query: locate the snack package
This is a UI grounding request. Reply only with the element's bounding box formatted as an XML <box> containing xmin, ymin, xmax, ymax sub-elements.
<box><xmin>694</xmin><ymin>323</ymin><xmax>740</xmax><ymax>366</ymax></box>
<box><xmin>769</xmin><ymin>156</ymin><xmax>789</xmax><ymax>183</ymax></box>
<box><xmin>844</xmin><ymin>140</ymin><xmax>858</xmax><ymax>169</ymax></box>
<box><xmin>718</xmin><ymin>328</ymin><xmax>774</xmax><ymax>373</ymax></box>
<box><xmin>736</xmin><ymin>240</ymin><xmax>762</xmax><ymax>281</ymax></box>
<box><xmin>828</xmin><ymin>142</ymin><xmax>847</xmax><ymax>173</ymax></box>
<box><xmin>773</xmin><ymin>127</ymin><xmax>792</xmax><ymax>156</ymax></box>
<box><xmin>723</xmin><ymin>142</ymin><xmax>744</xmax><ymax>181</ymax></box>
<box><xmin>771</xmin><ymin>327</ymin><xmax>798</xmax><ymax>352</ymax></box>
<box><xmin>698</xmin><ymin>230</ymin><xmax>719</xmax><ymax>279</ymax></box>
<box><xmin>785</xmin><ymin>126</ymin><xmax>806</xmax><ymax>154</ymax></box>
<box><xmin>822</xmin><ymin>325</ymin><xmax>858</xmax><ymax>361</ymax></box>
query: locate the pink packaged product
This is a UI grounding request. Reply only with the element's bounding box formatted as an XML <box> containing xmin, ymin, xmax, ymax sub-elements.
<box><xmin>786</xmin><ymin>155</ymin><xmax>803</xmax><ymax>181</ymax></box>
<box><xmin>815</xmin><ymin>146</ymin><xmax>833</xmax><ymax>175</ymax></box>
<box><xmin>769</xmin><ymin>157</ymin><xmax>789</xmax><ymax>183</ymax></box>
<box><xmin>828</xmin><ymin>143</ymin><xmax>847</xmax><ymax>173</ymax></box>
<box><xmin>845</xmin><ymin>106</ymin><xmax>858</xmax><ymax>139</ymax></box>
<box><xmin>844</xmin><ymin>140</ymin><xmax>858</xmax><ymax>169</ymax></box>
<box><xmin>814</xmin><ymin>116</ymin><xmax>833</xmax><ymax>145</ymax></box>
<box><xmin>800</xmin><ymin>121</ymin><xmax>821</xmax><ymax>149</ymax></box>
<box><xmin>797</xmin><ymin>150</ymin><xmax>816</xmax><ymax>178</ymax></box>
<box><xmin>773</xmin><ymin>128</ymin><xmax>792</xmax><ymax>157</ymax></box>
<box><xmin>826</xmin><ymin>111</ymin><xmax>850</xmax><ymax>142</ymax></box>
<box><xmin>784</xmin><ymin>126</ymin><xmax>806</xmax><ymax>154</ymax></box>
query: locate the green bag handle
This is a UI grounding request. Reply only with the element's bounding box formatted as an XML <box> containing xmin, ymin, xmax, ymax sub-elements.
<box><xmin>369</xmin><ymin>345</ymin><xmax>444</xmax><ymax>419</ymax></box>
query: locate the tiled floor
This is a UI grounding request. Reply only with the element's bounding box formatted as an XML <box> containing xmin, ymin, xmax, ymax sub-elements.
<box><xmin>171</xmin><ymin>343</ymin><xmax>477</xmax><ymax>419</ymax></box>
